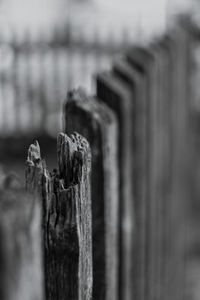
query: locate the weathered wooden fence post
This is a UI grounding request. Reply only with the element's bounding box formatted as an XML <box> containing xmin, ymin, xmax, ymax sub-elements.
<box><xmin>96</xmin><ymin>71</ymin><xmax>135</xmax><ymax>300</ymax></box>
<box><xmin>112</xmin><ymin>53</ymin><xmax>150</xmax><ymax>300</ymax></box>
<box><xmin>64</xmin><ymin>89</ymin><xmax>119</xmax><ymax>300</ymax></box>
<box><xmin>0</xmin><ymin>181</ymin><xmax>43</xmax><ymax>300</ymax></box>
<box><xmin>148</xmin><ymin>40</ymin><xmax>172</xmax><ymax>300</ymax></box>
<box><xmin>151</xmin><ymin>38</ymin><xmax>172</xmax><ymax>300</ymax></box>
<box><xmin>179</xmin><ymin>17</ymin><xmax>200</xmax><ymax>300</ymax></box>
<box><xmin>167</xmin><ymin>22</ymin><xmax>193</xmax><ymax>300</ymax></box>
<box><xmin>26</xmin><ymin>132</ymin><xmax>93</xmax><ymax>300</ymax></box>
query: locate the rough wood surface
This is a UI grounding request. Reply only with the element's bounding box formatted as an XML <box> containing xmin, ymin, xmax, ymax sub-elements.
<box><xmin>64</xmin><ymin>88</ymin><xmax>119</xmax><ymax>300</ymax></box>
<box><xmin>96</xmin><ymin>71</ymin><xmax>135</xmax><ymax>300</ymax></box>
<box><xmin>0</xmin><ymin>187</ymin><xmax>43</xmax><ymax>300</ymax></box>
<box><xmin>26</xmin><ymin>132</ymin><xmax>93</xmax><ymax>300</ymax></box>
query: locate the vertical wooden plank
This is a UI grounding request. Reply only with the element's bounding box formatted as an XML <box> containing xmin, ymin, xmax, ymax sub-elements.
<box><xmin>153</xmin><ymin>37</ymin><xmax>172</xmax><ymax>300</ymax></box>
<box><xmin>171</xmin><ymin>30</ymin><xmax>186</xmax><ymax>300</ymax></box>
<box><xmin>143</xmin><ymin>35</ymin><xmax>178</xmax><ymax>300</ymax></box>
<box><xmin>127</xmin><ymin>40</ymin><xmax>172</xmax><ymax>300</ymax></box>
<box><xmin>167</xmin><ymin>22</ymin><xmax>193</xmax><ymax>300</ymax></box>
<box><xmin>126</xmin><ymin>46</ymin><xmax>159</xmax><ymax>300</ymax></box>
<box><xmin>112</xmin><ymin>55</ymin><xmax>149</xmax><ymax>300</ymax></box>
<box><xmin>154</xmin><ymin>29</ymin><xmax>193</xmax><ymax>300</ymax></box>
<box><xmin>26</xmin><ymin>132</ymin><xmax>93</xmax><ymax>300</ymax></box>
<box><xmin>64</xmin><ymin>89</ymin><xmax>119</xmax><ymax>300</ymax></box>
<box><xmin>180</xmin><ymin>18</ymin><xmax>200</xmax><ymax>300</ymax></box>
<box><xmin>96</xmin><ymin>70</ymin><xmax>137</xmax><ymax>300</ymax></box>
<box><xmin>149</xmin><ymin>38</ymin><xmax>172</xmax><ymax>300</ymax></box>
<box><xmin>0</xmin><ymin>188</ymin><xmax>43</xmax><ymax>300</ymax></box>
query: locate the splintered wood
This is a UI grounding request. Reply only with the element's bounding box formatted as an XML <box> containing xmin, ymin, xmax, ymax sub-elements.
<box><xmin>26</xmin><ymin>132</ymin><xmax>92</xmax><ymax>300</ymax></box>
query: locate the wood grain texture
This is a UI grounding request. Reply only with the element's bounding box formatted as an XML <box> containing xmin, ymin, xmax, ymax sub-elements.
<box><xmin>64</xmin><ymin>88</ymin><xmax>119</xmax><ymax>300</ymax></box>
<box><xmin>96</xmin><ymin>71</ymin><xmax>135</xmax><ymax>300</ymax></box>
<box><xmin>26</xmin><ymin>132</ymin><xmax>93</xmax><ymax>300</ymax></box>
<box><xmin>0</xmin><ymin>188</ymin><xmax>43</xmax><ymax>300</ymax></box>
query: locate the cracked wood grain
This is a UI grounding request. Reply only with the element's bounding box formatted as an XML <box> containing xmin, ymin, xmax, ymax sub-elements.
<box><xmin>26</xmin><ymin>132</ymin><xmax>92</xmax><ymax>300</ymax></box>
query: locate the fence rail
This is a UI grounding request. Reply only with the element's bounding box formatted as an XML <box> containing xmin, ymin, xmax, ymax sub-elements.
<box><xmin>0</xmin><ymin>15</ymin><xmax>200</xmax><ymax>300</ymax></box>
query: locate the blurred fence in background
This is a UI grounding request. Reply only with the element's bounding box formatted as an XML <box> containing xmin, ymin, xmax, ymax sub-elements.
<box><xmin>0</xmin><ymin>26</ymin><xmax>134</xmax><ymax>137</ymax></box>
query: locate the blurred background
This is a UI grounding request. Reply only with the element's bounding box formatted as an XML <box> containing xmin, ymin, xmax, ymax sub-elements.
<box><xmin>0</xmin><ymin>0</ymin><xmax>195</xmax><ymax>137</ymax></box>
<box><xmin>0</xmin><ymin>1</ymin><xmax>198</xmax><ymax>173</ymax></box>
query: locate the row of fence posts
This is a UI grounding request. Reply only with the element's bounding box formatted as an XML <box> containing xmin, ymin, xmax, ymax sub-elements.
<box><xmin>0</xmin><ymin>15</ymin><xmax>199</xmax><ymax>300</ymax></box>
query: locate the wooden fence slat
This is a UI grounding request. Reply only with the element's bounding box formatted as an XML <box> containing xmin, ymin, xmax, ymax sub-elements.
<box><xmin>26</xmin><ymin>132</ymin><xmax>93</xmax><ymax>300</ymax></box>
<box><xmin>179</xmin><ymin>17</ymin><xmax>200</xmax><ymax>300</ymax></box>
<box><xmin>64</xmin><ymin>88</ymin><xmax>119</xmax><ymax>300</ymax></box>
<box><xmin>96</xmin><ymin>71</ymin><xmax>135</xmax><ymax>300</ymax></box>
<box><xmin>149</xmin><ymin>39</ymin><xmax>172</xmax><ymax>300</ymax></box>
<box><xmin>112</xmin><ymin>55</ymin><xmax>149</xmax><ymax>300</ymax></box>
<box><xmin>156</xmin><ymin>38</ymin><xmax>172</xmax><ymax>300</ymax></box>
<box><xmin>126</xmin><ymin>46</ymin><xmax>161</xmax><ymax>300</ymax></box>
<box><xmin>167</xmin><ymin>23</ymin><xmax>192</xmax><ymax>300</ymax></box>
<box><xmin>0</xmin><ymin>187</ymin><xmax>43</xmax><ymax>300</ymax></box>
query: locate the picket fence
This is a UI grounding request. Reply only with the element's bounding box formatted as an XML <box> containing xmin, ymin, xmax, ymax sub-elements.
<box><xmin>0</xmin><ymin>15</ymin><xmax>200</xmax><ymax>300</ymax></box>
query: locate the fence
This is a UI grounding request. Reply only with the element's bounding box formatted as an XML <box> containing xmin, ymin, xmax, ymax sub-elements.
<box><xmin>0</xmin><ymin>15</ymin><xmax>200</xmax><ymax>300</ymax></box>
<box><xmin>0</xmin><ymin>26</ymin><xmax>134</xmax><ymax>137</ymax></box>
